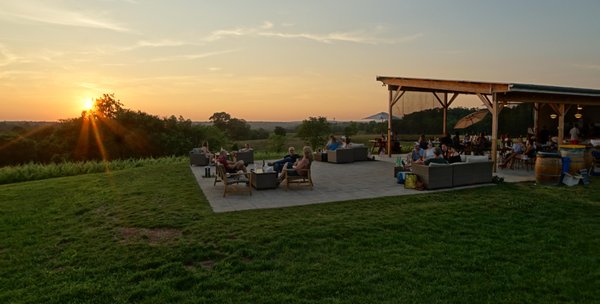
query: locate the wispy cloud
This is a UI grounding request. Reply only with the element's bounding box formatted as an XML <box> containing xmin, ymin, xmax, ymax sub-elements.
<box><xmin>148</xmin><ymin>49</ymin><xmax>237</xmax><ymax>62</ymax></box>
<box><xmin>203</xmin><ymin>21</ymin><xmax>421</xmax><ymax>45</ymax></box>
<box><xmin>574</xmin><ymin>63</ymin><xmax>600</xmax><ymax>71</ymax></box>
<box><xmin>0</xmin><ymin>1</ymin><xmax>130</xmax><ymax>32</ymax></box>
<box><xmin>0</xmin><ymin>44</ymin><xmax>30</xmax><ymax>66</ymax></box>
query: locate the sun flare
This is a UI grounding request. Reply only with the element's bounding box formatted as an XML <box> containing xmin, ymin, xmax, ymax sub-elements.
<box><xmin>82</xmin><ymin>98</ymin><xmax>94</xmax><ymax>111</ymax></box>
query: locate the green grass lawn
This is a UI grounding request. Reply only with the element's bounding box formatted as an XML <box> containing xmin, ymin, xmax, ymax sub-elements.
<box><xmin>1</xmin><ymin>159</ymin><xmax>599</xmax><ymax>303</ymax></box>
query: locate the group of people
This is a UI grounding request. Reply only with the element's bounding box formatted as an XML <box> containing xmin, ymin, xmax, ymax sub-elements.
<box><xmin>268</xmin><ymin>146</ymin><xmax>313</xmax><ymax>183</ymax></box>
<box><xmin>407</xmin><ymin>141</ymin><xmax>461</xmax><ymax>166</ymax></box>
<box><xmin>197</xmin><ymin>141</ymin><xmax>313</xmax><ymax>185</ymax></box>
<box><xmin>498</xmin><ymin>136</ymin><xmax>537</xmax><ymax>169</ymax></box>
<box><xmin>324</xmin><ymin>135</ymin><xmax>353</xmax><ymax>151</ymax></box>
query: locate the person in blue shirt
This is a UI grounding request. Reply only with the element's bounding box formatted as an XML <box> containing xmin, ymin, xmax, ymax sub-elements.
<box><xmin>325</xmin><ymin>135</ymin><xmax>340</xmax><ymax>151</ymax></box>
<box><xmin>407</xmin><ymin>143</ymin><xmax>425</xmax><ymax>163</ymax></box>
<box><xmin>270</xmin><ymin>146</ymin><xmax>300</xmax><ymax>173</ymax></box>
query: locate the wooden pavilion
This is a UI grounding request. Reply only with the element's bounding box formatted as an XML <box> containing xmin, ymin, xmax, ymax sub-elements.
<box><xmin>376</xmin><ymin>76</ymin><xmax>600</xmax><ymax>168</ymax></box>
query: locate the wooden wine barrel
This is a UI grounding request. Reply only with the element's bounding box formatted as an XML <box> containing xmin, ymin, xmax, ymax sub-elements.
<box><xmin>559</xmin><ymin>145</ymin><xmax>585</xmax><ymax>175</ymax></box>
<box><xmin>535</xmin><ymin>152</ymin><xmax>561</xmax><ymax>185</ymax></box>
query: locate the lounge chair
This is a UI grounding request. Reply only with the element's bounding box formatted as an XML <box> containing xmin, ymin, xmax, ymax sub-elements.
<box><xmin>214</xmin><ymin>163</ymin><xmax>252</xmax><ymax>197</ymax></box>
<box><xmin>282</xmin><ymin>162</ymin><xmax>313</xmax><ymax>191</ymax></box>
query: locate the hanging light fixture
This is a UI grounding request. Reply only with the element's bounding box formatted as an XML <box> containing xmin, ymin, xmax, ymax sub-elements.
<box><xmin>575</xmin><ymin>105</ymin><xmax>583</xmax><ymax>119</ymax></box>
<box><xmin>550</xmin><ymin>113</ymin><xmax>557</xmax><ymax>119</ymax></box>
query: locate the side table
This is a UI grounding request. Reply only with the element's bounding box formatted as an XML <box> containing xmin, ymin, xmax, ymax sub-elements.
<box><xmin>251</xmin><ymin>171</ymin><xmax>279</xmax><ymax>190</ymax></box>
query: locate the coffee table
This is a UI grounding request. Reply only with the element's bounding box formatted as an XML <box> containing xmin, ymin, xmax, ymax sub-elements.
<box><xmin>250</xmin><ymin>170</ymin><xmax>278</xmax><ymax>190</ymax></box>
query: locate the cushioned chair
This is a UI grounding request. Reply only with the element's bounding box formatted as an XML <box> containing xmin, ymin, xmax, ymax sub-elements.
<box><xmin>190</xmin><ymin>149</ymin><xmax>209</xmax><ymax>166</ymax></box>
<box><xmin>235</xmin><ymin>150</ymin><xmax>254</xmax><ymax>165</ymax></box>
<box><xmin>282</xmin><ymin>162</ymin><xmax>313</xmax><ymax>191</ymax></box>
<box><xmin>214</xmin><ymin>163</ymin><xmax>252</xmax><ymax>197</ymax></box>
<box><xmin>351</xmin><ymin>146</ymin><xmax>369</xmax><ymax>161</ymax></box>
<box><xmin>327</xmin><ymin>149</ymin><xmax>354</xmax><ymax>163</ymax></box>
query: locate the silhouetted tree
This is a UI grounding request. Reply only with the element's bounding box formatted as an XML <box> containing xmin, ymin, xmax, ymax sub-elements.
<box><xmin>273</xmin><ymin>126</ymin><xmax>287</xmax><ymax>136</ymax></box>
<box><xmin>296</xmin><ymin>116</ymin><xmax>330</xmax><ymax>150</ymax></box>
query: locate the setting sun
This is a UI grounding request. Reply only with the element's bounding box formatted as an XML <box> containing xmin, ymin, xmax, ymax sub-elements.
<box><xmin>82</xmin><ymin>98</ymin><xmax>94</xmax><ymax>111</ymax></box>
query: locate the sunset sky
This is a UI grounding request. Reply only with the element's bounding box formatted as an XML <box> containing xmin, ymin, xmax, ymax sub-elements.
<box><xmin>1</xmin><ymin>0</ymin><xmax>599</xmax><ymax>121</ymax></box>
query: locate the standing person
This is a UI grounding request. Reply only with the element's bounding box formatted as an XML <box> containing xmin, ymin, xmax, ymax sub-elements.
<box><xmin>539</xmin><ymin>126</ymin><xmax>550</xmax><ymax>145</ymax></box>
<box><xmin>569</xmin><ymin>123</ymin><xmax>580</xmax><ymax>144</ymax></box>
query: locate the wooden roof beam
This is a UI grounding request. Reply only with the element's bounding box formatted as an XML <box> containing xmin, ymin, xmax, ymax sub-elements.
<box><xmin>377</xmin><ymin>76</ymin><xmax>510</xmax><ymax>94</ymax></box>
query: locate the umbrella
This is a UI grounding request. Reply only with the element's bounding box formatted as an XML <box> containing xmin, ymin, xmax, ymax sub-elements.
<box><xmin>362</xmin><ymin>112</ymin><xmax>401</xmax><ymax>121</ymax></box>
<box><xmin>454</xmin><ymin>109</ymin><xmax>488</xmax><ymax>129</ymax></box>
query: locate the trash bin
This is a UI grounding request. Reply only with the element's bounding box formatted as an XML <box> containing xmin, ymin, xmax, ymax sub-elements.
<box><xmin>561</xmin><ymin>157</ymin><xmax>571</xmax><ymax>174</ymax></box>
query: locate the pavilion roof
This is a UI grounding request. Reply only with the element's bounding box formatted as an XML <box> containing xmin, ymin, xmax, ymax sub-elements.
<box><xmin>376</xmin><ymin>76</ymin><xmax>600</xmax><ymax>105</ymax></box>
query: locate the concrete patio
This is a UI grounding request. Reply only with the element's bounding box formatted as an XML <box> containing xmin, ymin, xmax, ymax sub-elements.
<box><xmin>190</xmin><ymin>155</ymin><xmax>535</xmax><ymax>213</ymax></box>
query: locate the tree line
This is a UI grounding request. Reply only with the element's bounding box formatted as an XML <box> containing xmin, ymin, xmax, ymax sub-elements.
<box><xmin>0</xmin><ymin>94</ymin><xmax>534</xmax><ymax>167</ymax></box>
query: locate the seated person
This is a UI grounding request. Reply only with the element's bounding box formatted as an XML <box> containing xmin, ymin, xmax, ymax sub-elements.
<box><xmin>424</xmin><ymin>147</ymin><xmax>449</xmax><ymax>165</ymax></box>
<box><xmin>342</xmin><ymin>136</ymin><xmax>352</xmax><ymax>149</ymax></box>
<box><xmin>270</xmin><ymin>146</ymin><xmax>300</xmax><ymax>173</ymax></box>
<box><xmin>441</xmin><ymin>144</ymin><xmax>461</xmax><ymax>163</ymax></box>
<box><xmin>424</xmin><ymin>142</ymin><xmax>436</xmax><ymax>160</ymax></box>
<box><xmin>418</xmin><ymin>134</ymin><xmax>428</xmax><ymax>150</ymax></box>
<box><xmin>407</xmin><ymin>143</ymin><xmax>425</xmax><ymax>164</ymax></box>
<box><xmin>278</xmin><ymin>146</ymin><xmax>313</xmax><ymax>183</ymax></box>
<box><xmin>325</xmin><ymin>135</ymin><xmax>341</xmax><ymax>151</ymax></box>
<box><xmin>499</xmin><ymin>138</ymin><xmax>525</xmax><ymax>169</ymax></box>
<box><xmin>199</xmin><ymin>141</ymin><xmax>214</xmax><ymax>163</ymax></box>
<box><xmin>239</xmin><ymin>143</ymin><xmax>253</xmax><ymax>152</ymax></box>
<box><xmin>523</xmin><ymin>138</ymin><xmax>537</xmax><ymax>158</ymax></box>
<box><xmin>217</xmin><ymin>150</ymin><xmax>246</xmax><ymax>173</ymax></box>
<box><xmin>439</xmin><ymin>132</ymin><xmax>453</xmax><ymax>147</ymax></box>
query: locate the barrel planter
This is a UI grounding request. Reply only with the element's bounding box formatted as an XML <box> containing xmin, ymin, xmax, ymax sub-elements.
<box><xmin>559</xmin><ymin>144</ymin><xmax>586</xmax><ymax>175</ymax></box>
<box><xmin>535</xmin><ymin>152</ymin><xmax>562</xmax><ymax>185</ymax></box>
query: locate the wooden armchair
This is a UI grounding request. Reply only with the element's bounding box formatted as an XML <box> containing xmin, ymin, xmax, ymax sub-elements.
<box><xmin>282</xmin><ymin>162</ymin><xmax>313</xmax><ymax>191</ymax></box>
<box><xmin>214</xmin><ymin>163</ymin><xmax>252</xmax><ymax>197</ymax></box>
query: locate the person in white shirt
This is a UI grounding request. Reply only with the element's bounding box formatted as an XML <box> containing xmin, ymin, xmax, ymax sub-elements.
<box><xmin>569</xmin><ymin>124</ymin><xmax>580</xmax><ymax>143</ymax></box>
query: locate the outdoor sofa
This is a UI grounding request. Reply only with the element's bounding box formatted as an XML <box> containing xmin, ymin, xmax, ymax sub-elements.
<box><xmin>327</xmin><ymin>146</ymin><xmax>369</xmax><ymax>164</ymax></box>
<box><xmin>411</xmin><ymin>157</ymin><xmax>494</xmax><ymax>189</ymax></box>
<box><xmin>189</xmin><ymin>148</ymin><xmax>209</xmax><ymax>166</ymax></box>
<box><xmin>235</xmin><ymin>150</ymin><xmax>254</xmax><ymax>165</ymax></box>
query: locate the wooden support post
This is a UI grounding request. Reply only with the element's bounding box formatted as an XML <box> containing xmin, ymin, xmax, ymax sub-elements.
<box><xmin>533</xmin><ymin>103</ymin><xmax>540</xmax><ymax>136</ymax></box>
<box><xmin>387</xmin><ymin>89</ymin><xmax>393</xmax><ymax>157</ymax></box>
<box><xmin>443</xmin><ymin>93</ymin><xmax>448</xmax><ymax>135</ymax></box>
<box><xmin>491</xmin><ymin>93</ymin><xmax>499</xmax><ymax>172</ymax></box>
<box><xmin>558</xmin><ymin>104</ymin><xmax>565</xmax><ymax>144</ymax></box>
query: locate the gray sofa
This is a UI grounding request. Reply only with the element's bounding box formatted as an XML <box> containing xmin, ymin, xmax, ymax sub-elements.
<box><xmin>411</xmin><ymin>163</ymin><xmax>453</xmax><ymax>189</ymax></box>
<box><xmin>235</xmin><ymin>150</ymin><xmax>254</xmax><ymax>165</ymax></box>
<box><xmin>411</xmin><ymin>160</ymin><xmax>494</xmax><ymax>189</ymax></box>
<box><xmin>327</xmin><ymin>146</ymin><xmax>369</xmax><ymax>164</ymax></box>
<box><xmin>190</xmin><ymin>148</ymin><xmax>209</xmax><ymax>166</ymax></box>
<box><xmin>451</xmin><ymin>161</ymin><xmax>494</xmax><ymax>187</ymax></box>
